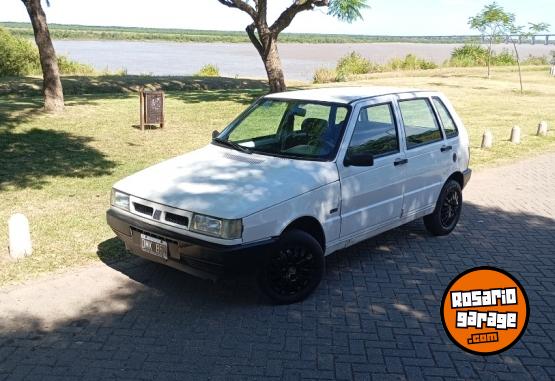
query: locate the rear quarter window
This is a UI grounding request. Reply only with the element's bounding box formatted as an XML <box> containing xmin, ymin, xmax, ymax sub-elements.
<box><xmin>432</xmin><ymin>97</ymin><xmax>459</xmax><ymax>138</ymax></box>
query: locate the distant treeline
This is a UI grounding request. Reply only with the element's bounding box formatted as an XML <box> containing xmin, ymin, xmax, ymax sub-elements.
<box><xmin>1</xmin><ymin>22</ymin><xmax>484</xmax><ymax>44</ymax></box>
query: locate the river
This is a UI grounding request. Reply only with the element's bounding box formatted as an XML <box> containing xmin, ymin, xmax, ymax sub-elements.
<box><xmin>53</xmin><ymin>40</ymin><xmax>554</xmax><ymax>81</ymax></box>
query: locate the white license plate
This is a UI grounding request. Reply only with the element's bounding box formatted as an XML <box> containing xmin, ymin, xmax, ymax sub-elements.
<box><xmin>140</xmin><ymin>233</ymin><xmax>168</xmax><ymax>260</ymax></box>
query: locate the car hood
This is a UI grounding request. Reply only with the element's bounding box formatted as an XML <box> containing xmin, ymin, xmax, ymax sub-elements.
<box><xmin>114</xmin><ymin>144</ymin><xmax>339</xmax><ymax>219</ymax></box>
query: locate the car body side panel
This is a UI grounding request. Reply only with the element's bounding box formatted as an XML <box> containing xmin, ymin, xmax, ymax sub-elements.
<box><xmin>242</xmin><ymin>181</ymin><xmax>341</xmax><ymax>246</ymax></box>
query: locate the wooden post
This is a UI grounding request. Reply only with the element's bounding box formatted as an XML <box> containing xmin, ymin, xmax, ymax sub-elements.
<box><xmin>139</xmin><ymin>87</ymin><xmax>145</xmax><ymax>131</ymax></box>
<box><xmin>160</xmin><ymin>92</ymin><xmax>165</xmax><ymax>129</ymax></box>
<box><xmin>510</xmin><ymin>126</ymin><xmax>521</xmax><ymax>144</ymax></box>
<box><xmin>546</xmin><ymin>35</ymin><xmax>549</xmax><ymax>45</ymax></box>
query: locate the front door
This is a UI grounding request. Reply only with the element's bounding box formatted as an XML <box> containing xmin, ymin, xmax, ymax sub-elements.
<box><xmin>339</xmin><ymin>98</ymin><xmax>406</xmax><ymax>239</ymax></box>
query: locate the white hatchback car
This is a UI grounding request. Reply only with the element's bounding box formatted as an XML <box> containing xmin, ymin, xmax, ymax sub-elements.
<box><xmin>107</xmin><ymin>87</ymin><xmax>471</xmax><ymax>303</ymax></box>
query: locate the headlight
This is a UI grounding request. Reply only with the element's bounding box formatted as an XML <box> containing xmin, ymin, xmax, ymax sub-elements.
<box><xmin>111</xmin><ymin>189</ymin><xmax>130</xmax><ymax>211</ymax></box>
<box><xmin>191</xmin><ymin>213</ymin><xmax>242</xmax><ymax>239</ymax></box>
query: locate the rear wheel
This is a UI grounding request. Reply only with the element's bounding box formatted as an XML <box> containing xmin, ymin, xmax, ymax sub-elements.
<box><xmin>424</xmin><ymin>180</ymin><xmax>463</xmax><ymax>236</ymax></box>
<box><xmin>258</xmin><ymin>229</ymin><xmax>324</xmax><ymax>304</ymax></box>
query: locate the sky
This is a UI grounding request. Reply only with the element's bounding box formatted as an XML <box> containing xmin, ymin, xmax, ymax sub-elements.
<box><xmin>1</xmin><ymin>0</ymin><xmax>554</xmax><ymax>36</ymax></box>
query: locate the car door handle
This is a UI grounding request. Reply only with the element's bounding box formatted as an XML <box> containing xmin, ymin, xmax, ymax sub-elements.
<box><xmin>441</xmin><ymin>145</ymin><xmax>453</xmax><ymax>152</ymax></box>
<box><xmin>394</xmin><ymin>158</ymin><xmax>408</xmax><ymax>166</ymax></box>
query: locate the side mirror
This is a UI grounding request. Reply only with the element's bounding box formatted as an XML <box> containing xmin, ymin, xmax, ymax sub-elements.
<box><xmin>212</xmin><ymin>130</ymin><xmax>220</xmax><ymax>139</ymax></box>
<box><xmin>344</xmin><ymin>151</ymin><xmax>374</xmax><ymax>167</ymax></box>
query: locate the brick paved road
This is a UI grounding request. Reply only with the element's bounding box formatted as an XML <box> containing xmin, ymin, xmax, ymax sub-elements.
<box><xmin>1</xmin><ymin>153</ymin><xmax>554</xmax><ymax>380</ymax></box>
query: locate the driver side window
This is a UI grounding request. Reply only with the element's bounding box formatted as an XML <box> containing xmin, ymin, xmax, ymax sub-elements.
<box><xmin>347</xmin><ymin>103</ymin><xmax>399</xmax><ymax>158</ymax></box>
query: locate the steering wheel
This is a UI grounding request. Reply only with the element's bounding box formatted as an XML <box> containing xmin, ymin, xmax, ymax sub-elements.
<box><xmin>307</xmin><ymin>135</ymin><xmax>335</xmax><ymax>155</ymax></box>
<box><xmin>281</xmin><ymin>131</ymin><xmax>309</xmax><ymax>151</ymax></box>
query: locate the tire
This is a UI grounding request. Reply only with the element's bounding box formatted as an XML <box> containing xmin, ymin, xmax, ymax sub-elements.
<box><xmin>258</xmin><ymin>229</ymin><xmax>324</xmax><ymax>304</ymax></box>
<box><xmin>423</xmin><ymin>179</ymin><xmax>463</xmax><ymax>236</ymax></box>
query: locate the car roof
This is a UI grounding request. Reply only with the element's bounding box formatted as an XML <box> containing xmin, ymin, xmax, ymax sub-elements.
<box><xmin>264</xmin><ymin>86</ymin><xmax>430</xmax><ymax>104</ymax></box>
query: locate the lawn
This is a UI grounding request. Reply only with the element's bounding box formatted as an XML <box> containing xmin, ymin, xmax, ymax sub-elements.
<box><xmin>1</xmin><ymin>66</ymin><xmax>554</xmax><ymax>286</ymax></box>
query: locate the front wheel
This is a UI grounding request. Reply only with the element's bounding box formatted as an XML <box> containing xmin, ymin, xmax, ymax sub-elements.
<box><xmin>423</xmin><ymin>179</ymin><xmax>463</xmax><ymax>236</ymax></box>
<box><xmin>258</xmin><ymin>229</ymin><xmax>324</xmax><ymax>304</ymax></box>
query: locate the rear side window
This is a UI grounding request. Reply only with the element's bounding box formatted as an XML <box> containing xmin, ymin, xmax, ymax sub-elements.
<box><xmin>399</xmin><ymin>99</ymin><xmax>443</xmax><ymax>149</ymax></box>
<box><xmin>347</xmin><ymin>103</ymin><xmax>399</xmax><ymax>158</ymax></box>
<box><xmin>433</xmin><ymin>97</ymin><xmax>458</xmax><ymax>138</ymax></box>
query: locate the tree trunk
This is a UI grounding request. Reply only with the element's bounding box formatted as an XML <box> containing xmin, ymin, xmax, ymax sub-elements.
<box><xmin>246</xmin><ymin>24</ymin><xmax>286</xmax><ymax>93</ymax></box>
<box><xmin>262</xmin><ymin>38</ymin><xmax>286</xmax><ymax>93</ymax></box>
<box><xmin>487</xmin><ymin>38</ymin><xmax>493</xmax><ymax>79</ymax></box>
<box><xmin>22</xmin><ymin>0</ymin><xmax>64</xmax><ymax>112</ymax></box>
<box><xmin>512</xmin><ymin>42</ymin><xmax>523</xmax><ymax>94</ymax></box>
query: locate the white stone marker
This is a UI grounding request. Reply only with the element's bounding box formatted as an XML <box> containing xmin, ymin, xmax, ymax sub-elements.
<box><xmin>510</xmin><ymin>126</ymin><xmax>521</xmax><ymax>144</ymax></box>
<box><xmin>481</xmin><ymin>130</ymin><xmax>493</xmax><ymax>149</ymax></box>
<box><xmin>537</xmin><ymin>121</ymin><xmax>548</xmax><ymax>136</ymax></box>
<box><xmin>8</xmin><ymin>213</ymin><xmax>32</xmax><ymax>260</ymax></box>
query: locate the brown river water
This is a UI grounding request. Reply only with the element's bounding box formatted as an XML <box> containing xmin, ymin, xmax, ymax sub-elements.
<box><xmin>54</xmin><ymin>40</ymin><xmax>554</xmax><ymax>81</ymax></box>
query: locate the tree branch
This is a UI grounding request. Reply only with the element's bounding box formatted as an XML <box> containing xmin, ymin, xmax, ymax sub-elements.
<box><xmin>254</xmin><ymin>0</ymin><xmax>267</xmax><ymax>25</ymax></box>
<box><xmin>270</xmin><ymin>0</ymin><xmax>329</xmax><ymax>35</ymax></box>
<box><xmin>246</xmin><ymin>23</ymin><xmax>264</xmax><ymax>56</ymax></box>
<box><xmin>217</xmin><ymin>0</ymin><xmax>257</xmax><ymax>20</ymax></box>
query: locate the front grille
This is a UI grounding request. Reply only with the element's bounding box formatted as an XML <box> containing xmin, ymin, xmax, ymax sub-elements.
<box><xmin>133</xmin><ymin>202</ymin><xmax>154</xmax><ymax>216</ymax></box>
<box><xmin>165</xmin><ymin>212</ymin><xmax>189</xmax><ymax>227</ymax></box>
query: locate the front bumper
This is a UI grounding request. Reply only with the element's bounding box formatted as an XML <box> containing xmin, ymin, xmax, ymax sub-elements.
<box><xmin>106</xmin><ymin>208</ymin><xmax>276</xmax><ymax>280</ymax></box>
<box><xmin>462</xmin><ymin>168</ymin><xmax>472</xmax><ymax>189</ymax></box>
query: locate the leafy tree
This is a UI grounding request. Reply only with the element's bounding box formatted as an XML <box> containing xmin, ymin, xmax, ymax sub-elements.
<box><xmin>216</xmin><ymin>0</ymin><xmax>368</xmax><ymax>92</ymax></box>
<box><xmin>21</xmin><ymin>0</ymin><xmax>64</xmax><ymax>112</ymax></box>
<box><xmin>468</xmin><ymin>2</ymin><xmax>513</xmax><ymax>79</ymax></box>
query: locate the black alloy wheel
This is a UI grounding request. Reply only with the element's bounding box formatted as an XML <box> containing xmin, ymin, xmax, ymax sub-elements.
<box><xmin>424</xmin><ymin>179</ymin><xmax>463</xmax><ymax>236</ymax></box>
<box><xmin>258</xmin><ymin>229</ymin><xmax>324</xmax><ymax>304</ymax></box>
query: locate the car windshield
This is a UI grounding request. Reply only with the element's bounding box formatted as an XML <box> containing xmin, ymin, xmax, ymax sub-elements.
<box><xmin>215</xmin><ymin>99</ymin><xmax>351</xmax><ymax>161</ymax></box>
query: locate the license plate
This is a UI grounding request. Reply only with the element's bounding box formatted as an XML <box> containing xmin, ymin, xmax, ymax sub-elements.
<box><xmin>140</xmin><ymin>233</ymin><xmax>168</xmax><ymax>260</ymax></box>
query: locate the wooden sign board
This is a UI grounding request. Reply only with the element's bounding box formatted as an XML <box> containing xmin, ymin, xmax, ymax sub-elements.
<box><xmin>139</xmin><ymin>89</ymin><xmax>165</xmax><ymax>130</ymax></box>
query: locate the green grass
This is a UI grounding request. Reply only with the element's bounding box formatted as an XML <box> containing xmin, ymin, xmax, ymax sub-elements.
<box><xmin>0</xmin><ymin>21</ymin><xmax>484</xmax><ymax>44</ymax></box>
<box><xmin>341</xmin><ymin>66</ymin><xmax>555</xmax><ymax>166</ymax></box>
<box><xmin>0</xmin><ymin>67</ymin><xmax>554</xmax><ymax>286</ymax></box>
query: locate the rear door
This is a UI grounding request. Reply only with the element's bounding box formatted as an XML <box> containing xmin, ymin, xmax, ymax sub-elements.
<box><xmin>339</xmin><ymin>96</ymin><xmax>406</xmax><ymax>239</ymax></box>
<box><xmin>397</xmin><ymin>95</ymin><xmax>451</xmax><ymax>218</ymax></box>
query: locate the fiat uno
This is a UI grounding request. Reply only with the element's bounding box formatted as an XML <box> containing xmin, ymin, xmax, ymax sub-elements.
<box><xmin>107</xmin><ymin>87</ymin><xmax>471</xmax><ymax>304</ymax></box>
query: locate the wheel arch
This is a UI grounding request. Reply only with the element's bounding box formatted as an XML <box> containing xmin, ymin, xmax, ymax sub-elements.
<box><xmin>281</xmin><ymin>216</ymin><xmax>326</xmax><ymax>251</ymax></box>
<box><xmin>447</xmin><ymin>171</ymin><xmax>464</xmax><ymax>189</ymax></box>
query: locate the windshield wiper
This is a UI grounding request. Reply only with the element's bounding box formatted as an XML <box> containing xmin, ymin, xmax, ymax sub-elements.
<box><xmin>213</xmin><ymin>137</ymin><xmax>252</xmax><ymax>154</ymax></box>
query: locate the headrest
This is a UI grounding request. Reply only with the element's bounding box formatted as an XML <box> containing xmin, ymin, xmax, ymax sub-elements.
<box><xmin>301</xmin><ymin>118</ymin><xmax>328</xmax><ymax>135</ymax></box>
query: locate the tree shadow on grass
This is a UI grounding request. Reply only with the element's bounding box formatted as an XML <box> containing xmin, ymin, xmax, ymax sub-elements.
<box><xmin>1</xmin><ymin>75</ymin><xmax>270</xmax><ymax>98</ymax></box>
<box><xmin>0</xmin><ymin>97</ymin><xmax>44</xmax><ymax>130</ymax></box>
<box><xmin>169</xmin><ymin>88</ymin><xmax>265</xmax><ymax>105</ymax></box>
<box><xmin>0</xmin><ymin>129</ymin><xmax>116</xmax><ymax>190</ymax></box>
